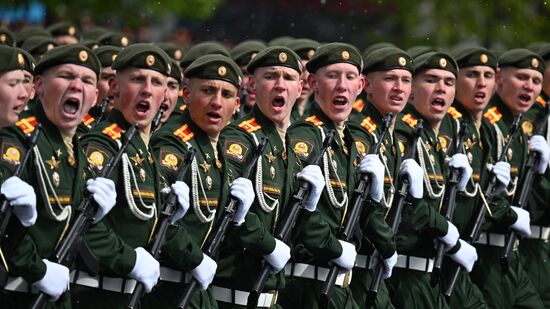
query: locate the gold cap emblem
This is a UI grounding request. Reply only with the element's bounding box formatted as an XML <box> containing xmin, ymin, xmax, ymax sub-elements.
<box><xmin>439</xmin><ymin>57</ymin><xmax>447</xmax><ymax>68</ymax></box>
<box><xmin>146</xmin><ymin>55</ymin><xmax>155</xmax><ymax>67</ymax></box>
<box><xmin>278</xmin><ymin>52</ymin><xmax>287</xmax><ymax>63</ymax></box>
<box><xmin>121</xmin><ymin>37</ymin><xmax>129</xmax><ymax>47</ymax></box>
<box><xmin>307</xmin><ymin>49</ymin><xmax>315</xmax><ymax>60</ymax></box>
<box><xmin>79</xmin><ymin>50</ymin><xmax>88</xmax><ymax>62</ymax></box>
<box><xmin>341</xmin><ymin>51</ymin><xmax>350</xmax><ymax>61</ymax></box>
<box><xmin>92</xmin><ymin>44</ymin><xmax>99</xmax><ymax>50</ymax></box>
<box><xmin>218</xmin><ymin>66</ymin><xmax>227</xmax><ymax>77</ymax></box>
<box><xmin>47</xmin><ymin>44</ymin><xmax>54</xmax><ymax>51</ymax></box>
<box><xmin>112</xmin><ymin>54</ymin><xmax>117</xmax><ymax>62</ymax></box>
<box><xmin>68</xmin><ymin>26</ymin><xmax>76</xmax><ymax>36</ymax></box>
<box><xmin>398</xmin><ymin>56</ymin><xmax>407</xmax><ymax>66</ymax></box>
<box><xmin>251</xmin><ymin>52</ymin><xmax>257</xmax><ymax>60</ymax></box>
<box><xmin>174</xmin><ymin>50</ymin><xmax>183</xmax><ymax>60</ymax></box>
<box><xmin>17</xmin><ymin>53</ymin><xmax>25</xmax><ymax>66</ymax></box>
<box><xmin>0</xmin><ymin>34</ymin><xmax>6</xmax><ymax>42</ymax></box>
<box><xmin>532</xmin><ymin>58</ymin><xmax>539</xmax><ymax>68</ymax></box>
<box><xmin>480</xmin><ymin>54</ymin><xmax>488</xmax><ymax>64</ymax></box>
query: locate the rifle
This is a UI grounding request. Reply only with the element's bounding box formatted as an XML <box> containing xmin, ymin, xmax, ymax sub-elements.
<box><xmin>94</xmin><ymin>96</ymin><xmax>111</xmax><ymax>126</ymax></box>
<box><xmin>127</xmin><ymin>148</ymin><xmax>196</xmax><ymax>309</ymax></box>
<box><xmin>31</xmin><ymin>124</ymin><xmax>139</xmax><ymax>309</ymax></box>
<box><xmin>246</xmin><ymin>129</ymin><xmax>336</xmax><ymax>309</ymax></box>
<box><xmin>319</xmin><ymin>113</ymin><xmax>393</xmax><ymax>309</ymax></box>
<box><xmin>177</xmin><ymin>138</ymin><xmax>268</xmax><ymax>309</ymax></box>
<box><xmin>443</xmin><ymin>115</ymin><xmax>522</xmax><ymax>296</ymax></box>
<box><xmin>365</xmin><ymin>119</ymin><xmax>423</xmax><ymax>307</ymax></box>
<box><xmin>430</xmin><ymin>118</ymin><xmax>469</xmax><ymax>286</ymax></box>
<box><xmin>500</xmin><ymin>103</ymin><xmax>550</xmax><ymax>272</ymax></box>
<box><xmin>150</xmin><ymin>105</ymin><xmax>167</xmax><ymax>136</ymax></box>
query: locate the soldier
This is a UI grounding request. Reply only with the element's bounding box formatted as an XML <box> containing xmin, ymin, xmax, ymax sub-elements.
<box><xmin>0</xmin><ymin>26</ymin><xmax>15</xmax><ymax>46</ymax></box>
<box><xmin>347</xmin><ymin>47</ymin><xmax>422</xmax><ymax>308</ymax></box>
<box><xmin>0</xmin><ymin>45</ymin><xmax>30</xmax><ymax>127</ymax></box>
<box><xmin>0</xmin><ymin>44</ymin><xmax>116</xmax><ymax>308</ymax></box>
<box><xmin>47</xmin><ymin>22</ymin><xmax>80</xmax><ymax>46</ymax></box>
<box><xmin>157</xmin><ymin>59</ymin><xmax>184</xmax><ymax>127</ymax></box>
<box><xmin>287</xmin><ymin>38</ymin><xmax>320</xmax><ymax>122</ymax></box>
<box><xmin>21</xmin><ymin>36</ymin><xmax>58</xmax><ymax>62</ymax></box>
<box><xmin>387</xmin><ymin>51</ymin><xmax>477</xmax><ymax>308</ymax></box>
<box><xmin>469</xmin><ymin>49</ymin><xmax>549</xmax><ymax>309</ymax></box>
<box><xmin>147</xmin><ymin>54</ymin><xmax>249</xmax><ymax>308</ymax></box>
<box><xmin>16</xmin><ymin>48</ymin><xmax>37</xmax><ymax>105</ymax></box>
<box><xmin>15</xmin><ymin>26</ymin><xmax>51</xmax><ymax>48</ymax></box>
<box><xmin>71</xmin><ymin>44</ymin><xmax>188</xmax><ymax>308</ymax></box>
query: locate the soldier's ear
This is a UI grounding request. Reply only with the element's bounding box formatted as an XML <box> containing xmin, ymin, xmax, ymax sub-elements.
<box><xmin>34</xmin><ymin>76</ymin><xmax>44</xmax><ymax>98</ymax></box>
<box><xmin>495</xmin><ymin>68</ymin><xmax>503</xmax><ymax>87</ymax></box>
<box><xmin>182</xmin><ymin>84</ymin><xmax>190</xmax><ymax>102</ymax></box>
<box><xmin>248</xmin><ymin>76</ymin><xmax>256</xmax><ymax>93</ymax></box>
<box><xmin>307</xmin><ymin>73</ymin><xmax>317</xmax><ymax>92</ymax></box>
<box><xmin>356</xmin><ymin>74</ymin><xmax>366</xmax><ymax>96</ymax></box>
<box><xmin>109</xmin><ymin>77</ymin><xmax>119</xmax><ymax>98</ymax></box>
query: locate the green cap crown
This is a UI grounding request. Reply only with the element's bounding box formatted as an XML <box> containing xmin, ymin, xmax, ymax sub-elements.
<box><xmin>306</xmin><ymin>42</ymin><xmax>363</xmax><ymax>74</ymax></box>
<box><xmin>112</xmin><ymin>43</ymin><xmax>171</xmax><ymax>76</ymax></box>
<box><xmin>413</xmin><ymin>51</ymin><xmax>458</xmax><ymax>77</ymax></box>
<box><xmin>180</xmin><ymin>42</ymin><xmax>229</xmax><ymax>68</ymax></box>
<box><xmin>363</xmin><ymin>47</ymin><xmax>413</xmax><ymax>74</ymax></box>
<box><xmin>362</xmin><ymin>42</ymin><xmax>396</xmax><ymax>59</ymax></box>
<box><xmin>0</xmin><ymin>27</ymin><xmax>15</xmax><ymax>46</ymax></box>
<box><xmin>35</xmin><ymin>44</ymin><xmax>100</xmax><ymax>77</ymax></box>
<box><xmin>16</xmin><ymin>26</ymin><xmax>51</xmax><ymax>47</ymax></box>
<box><xmin>287</xmin><ymin>38</ymin><xmax>320</xmax><ymax>60</ymax></box>
<box><xmin>169</xmin><ymin>59</ymin><xmax>183</xmax><ymax>83</ymax></box>
<box><xmin>47</xmin><ymin>22</ymin><xmax>80</xmax><ymax>39</ymax></box>
<box><xmin>535</xmin><ymin>43</ymin><xmax>550</xmax><ymax>60</ymax></box>
<box><xmin>0</xmin><ymin>45</ymin><xmax>27</xmax><ymax>73</ymax></box>
<box><xmin>93</xmin><ymin>46</ymin><xmax>121</xmax><ymax>68</ymax></box>
<box><xmin>154</xmin><ymin>42</ymin><xmax>184</xmax><ymax>61</ymax></box>
<box><xmin>97</xmin><ymin>32</ymin><xmax>130</xmax><ymax>47</ymax></box>
<box><xmin>247</xmin><ymin>45</ymin><xmax>302</xmax><ymax>74</ymax></box>
<box><xmin>451</xmin><ymin>46</ymin><xmax>497</xmax><ymax>70</ymax></box>
<box><xmin>407</xmin><ymin>45</ymin><xmax>435</xmax><ymax>59</ymax></box>
<box><xmin>499</xmin><ymin>48</ymin><xmax>545</xmax><ymax>74</ymax></box>
<box><xmin>16</xmin><ymin>48</ymin><xmax>36</xmax><ymax>73</ymax></box>
<box><xmin>230</xmin><ymin>40</ymin><xmax>266</xmax><ymax>66</ymax></box>
<box><xmin>21</xmin><ymin>36</ymin><xmax>57</xmax><ymax>55</ymax></box>
<box><xmin>185</xmin><ymin>54</ymin><xmax>242</xmax><ymax>88</ymax></box>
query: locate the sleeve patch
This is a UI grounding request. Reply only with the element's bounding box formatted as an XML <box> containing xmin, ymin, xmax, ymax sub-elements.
<box><xmin>354</xmin><ymin>137</ymin><xmax>370</xmax><ymax>158</ymax></box>
<box><xmin>1</xmin><ymin>142</ymin><xmax>23</xmax><ymax>166</ymax></box>
<box><xmin>290</xmin><ymin>138</ymin><xmax>314</xmax><ymax>161</ymax></box>
<box><xmin>438</xmin><ymin>135</ymin><xmax>451</xmax><ymax>153</ymax></box>
<box><xmin>85</xmin><ymin>144</ymin><xmax>112</xmax><ymax>174</ymax></box>
<box><xmin>158</xmin><ymin>148</ymin><xmax>183</xmax><ymax>172</ymax></box>
<box><xmin>223</xmin><ymin>140</ymin><xmax>249</xmax><ymax>163</ymax></box>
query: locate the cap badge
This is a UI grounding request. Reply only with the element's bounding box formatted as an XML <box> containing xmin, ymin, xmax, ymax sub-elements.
<box><xmin>278</xmin><ymin>52</ymin><xmax>288</xmax><ymax>63</ymax></box>
<box><xmin>480</xmin><ymin>54</ymin><xmax>488</xmax><ymax>64</ymax></box>
<box><xmin>68</xmin><ymin>26</ymin><xmax>76</xmax><ymax>36</ymax></box>
<box><xmin>121</xmin><ymin>37</ymin><xmax>129</xmax><ymax>47</ymax></box>
<box><xmin>439</xmin><ymin>57</ymin><xmax>447</xmax><ymax>68</ymax></box>
<box><xmin>251</xmin><ymin>52</ymin><xmax>257</xmax><ymax>60</ymax></box>
<box><xmin>307</xmin><ymin>49</ymin><xmax>315</xmax><ymax>60</ymax></box>
<box><xmin>146</xmin><ymin>55</ymin><xmax>155</xmax><ymax>67</ymax></box>
<box><xmin>79</xmin><ymin>50</ymin><xmax>88</xmax><ymax>62</ymax></box>
<box><xmin>47</xmin><ymin>44</ymin><xmax>54</xmax><ymax>51</ymax></box>
<box><xmin>112</xmin><ymin>54</ymin><xmax>117</xmax><ymax>62</ymax></box>
<box><xmin>398</xmin><ymin>56</ymin><xmax>407</xmax><ymax>66</ymax></box>
<box><xmin>341</xmin><ymin>50</ymin><xmax>350</xmax><ymax>61</ymax></box>
<box><xmin>532</xmin><ymin>58</ymin><xmax>539</xmax><ymax>68</ymax></box>
<box><xmin>0</xmin><ymin>34</ymin><xmax>5</xmax><ymax>42</ymax></box>
<box><xmin>174</xmin><ymin>50</ymin><xmax>183</xmax><ymax>60</ymax></box>
<box><xmin>17</xmin><ymin>53</ymin><xmax>25</xmax><ymax>66</ymax></box>
<box><xmin>218</xmin><ymin>66</ymin><xmax>227</xmax><ymax>77</ymax></box>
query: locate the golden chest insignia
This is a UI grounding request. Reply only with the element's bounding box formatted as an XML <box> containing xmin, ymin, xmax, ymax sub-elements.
<box><xmin>270</xmin><ymin>166</ymin><xmax>276</xmax><ymax>180</ymax></box>
<box><xmin>206</xmin><ymin>176</ymin><xmax>213</xmax><ymax>191</ymax></box>
<box><xmin>131</xmin><ymin>154</ymin><xmax>144</xmax><ymax>167</ymax></box>
<box><xmin>139</xmin><ymin>168</ymin><xmax>146</xmax><ymax>183</ymax></box>
<box><xmin>467</xmin><ymin>152</ymin><xmax>473</xmax><ymax>164</ymax></box>
<box><xmin>507</xmin><ymin>148</ymin><xmax>513</xmax><ymax>161</ymax></box>
<box><xmin>332</xmin><ymin>159</ymin><xmax>338</xmax><ymax>172</ymax></box>
<box><xmin>52</xmin><ymin>171</ymin><xmax>60</xmax><ymax>187</ymax></box>
<box><xmin>200</xmin><ymin>161</ymin><xmax>211</xmax><ymax>173</ymax></box>
<box><xmin>265</xmin><ymin>152</ymin><xmax>276</xmax><ymax>163</ymax></box>
<box><xmin>429</xmin><ymin>154</ymin><xmax>435</xmax><ymax>164</ymax></box>
<box><xmin>206</xmin><ymin>153</ymin><xmax>211</xmax><ymax>160</ymax></box>
<box><xmin>343</xmin><ymin>145</ymin><xmax>349</xmax><ymax>156</ymax></box>
<box><xmin>215</xmin><ymin>159</ymin><xmax>222</xmax><ymax>169</ymax></box>
<box><xmin>68</xmin><ymin>155</ymin><xmax>76</xmax><ymax>167</ymax></box>
<box><xmin>282</xmin><ymin>150</ymin><xmax>287</xmax><ymax>161</ymax></box>
<box><xmin>465</xmin><ymin>138</ymin><xmax>475</xmax><ymax>150</ymax></box>
<box><xmin>46</xmin><ymin>156</ymin><xmax>60</xmax><ymax>170</ymax></box>
<box><xmin>148</xmin><ymin>153</ymin><xmax>154</xmax><ymax>165</ymax></box>
<box><xmin>55</xmin><ymin>149</ymin><xmax>62</xmax><ymax>157</ymax></box>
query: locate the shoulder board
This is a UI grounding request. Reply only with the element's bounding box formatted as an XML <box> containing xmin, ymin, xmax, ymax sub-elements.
<box><xmin>179</xmin><ymin>104</ymin><xmax>187</xmax><ymax>111</ymax></box>
<box><xmin>173</xmin><ymin>123</ymin><xmax>194</xmax><ymax>142</ymax></box>
<box><xmin>82</xmin><ymin>113</ymin><xmax>96</xmax><ymax>127</ymax></box>
<box><xmin>101</xmin><ymin>123</ymin><xmax>123</xmax><ymax>141</ymax></box>
<box><xmin>483</xmin><ymin>106</ymin><xmax>502</xmax><ymax>125</ymax></box>
<box><xmin>305</xmin><ymin>115</ymin><xmax>324</xmax><ymax>126</ymax></box>
<box><xmin>238</xmin><ymin>117</ymin><xmax>262</xmax><ymax>133</ymax></box>
<box><xmin>16</xmin><ymin>116</ymin><xmax>39</xmax><ymax>135</ymax></box>
<box><xmin>447</xmin><ymin>106</ymin><xmax>463</xmax><ymax>120</ymax></box>
<box><xmin>401</xmin><ymin>113</ymin><xmax>418</xmax><ymax>128</ymax></box>
<box><xmin>360</xmin><ymin>116</ymin><xmax>377</xmax><ymax>133</ymax></box>
<box><xmin>352</xmin><ymin>99</ymin><xmax>365</xmax><ymax>112</ymax></box>
<box><xmin>536</xmin><ymin>95</ymin><xmax>547</xmax><ymax>108</ymax></box>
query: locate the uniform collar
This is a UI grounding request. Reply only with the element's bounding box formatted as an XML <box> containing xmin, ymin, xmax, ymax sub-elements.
<box><xmin>108</xmin><ymin>108</ymin><xmax>132</xmax><ymax>130</ymax></box>
<box><xmin>489</xmin><ymin>95</ymin><xmax>516</xmax><ymax>126</ymax></box>
<box><xmin>361</xmin><ymin>100</ymin><xmax>385</xmax><ymax>125</ymax></box>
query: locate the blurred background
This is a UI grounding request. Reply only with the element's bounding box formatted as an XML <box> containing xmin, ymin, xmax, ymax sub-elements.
<box><xmin>2</xmin><ymin>0</ymin><xmax>550</xmax><ymax>50</ymax></box>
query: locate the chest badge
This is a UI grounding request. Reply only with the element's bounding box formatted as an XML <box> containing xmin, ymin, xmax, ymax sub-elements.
<box><xmin>200</xmin><ymin>161</ymin><xmax>211</xmax><ymax>173</ymax></box>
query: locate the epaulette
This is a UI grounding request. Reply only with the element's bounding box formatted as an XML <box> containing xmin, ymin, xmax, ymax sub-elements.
<box><xmin>305</xmin><ymin>115</ymin><xmax>324</xmax><ymax>126</ymax></box>
<box><xmin>536</xmin><ymin>95</ymin><xmax>547</xmax><ymax>108</ymax></box>
<box><xmin>352</xmin><ymin>99</ymin><xmax>365</xmax><ymax>112</ymax></box>
<box><xmin>82</xmin><ymin>113</ymin><xmax>96</xmax><ymax>127</ymax></box>
<box><xmin>483</xmin><ymin>106</ymin><xmax>502</xmax><ymax>125</ymax></box>
<box><xmin>173</xmin><ymin>123</ymin><xmax>194</xmax><ymax>142</ymax></box>
<box><xmin>360</xmin><ymin>116</ymin><xmax>377</xmax><ymax>133</ymax></box>
<box><xmin>16</xmin><ymin>116</ymin><xmax>39</xmax><ymax>135</ymax></box>
<box><xmin>447</xmin><ymin>106</ymin><xmax>463</xmax><ymax>120</ymax></box>
<box><xmin>238</xmin><ymin>117</ymin><xmax>262</xmax><ymax>133</ymax></box>
<box><xmin>101</xmin><ymin>123</ymin><xmax>123</xmax><ymax>141</ymax></box>
<box><xmin>401</xmin><ymin>114</ymin><xmax>418</xmax><ymax>128</ymax></box>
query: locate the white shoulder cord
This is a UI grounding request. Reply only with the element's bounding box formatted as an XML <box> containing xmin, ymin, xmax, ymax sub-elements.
<box><xmin>33</xmin><ymin>146</ymin><xmax>71</xmax><ymax>222</ymax></box>
<box><xmin>370</xmin><ymin>133</ymin><xmax>394</xmax><ymax>208</ymax></box>
<box><xmin>417</xmin><ymin>138</ymin><xmax>445</xmax><ymax>199</ymax></box>
<box><xmin>319</xmin><ymin>127</ymin><xmax>348</xmax><ymax>209</ymax></box>
<box><xmin>493</xmin><ymin>124</ymin><xmax>517</xmax><ymax>197</ymax></box>
<box><xmin>119</xmin><ymin>140</ymin><xmax>156</xmax><ymax>221</ymax></box>
<box><xmin>186</xmin><ymin>141</ymin><xmax>215</xmax><ymax>223</ymax></box>
<box><xmin>251</xmin><ymin>133</ymin><xmax>279</xmax><ymax>213</ymax></box>
<box><xmin>455</xmin><ymin>119</ymin><xmax>478</xmax><ymax>198</ymax></box>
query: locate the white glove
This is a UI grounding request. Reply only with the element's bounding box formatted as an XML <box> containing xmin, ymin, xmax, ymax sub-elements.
<box><xmin>382</xmin><ymin>251</ymin><xmax>398</xmax><ymax>279</ymax></box>
<box><xmin>128</xmin><ymin>247</ymin><xmax>160</xmax><ymax>293</ymax></box>
<box><xmin>510</xmin><ymin>206</ymin><xmax>531</xmax><ymax>237</ymax></box>
<box><xmin>169</xmin><ymin>181</ymin><xmax>190</xmax><ymax>224</ymax></box>
<box><xmin>448</xmin><ymin>239</ymin><xmax>478</xmax><ymax>272</ymax></box>
<box><xmin>263</xmin><ymin>238</ymin><xmax>291</xmax><ymax>274</ymax></box>
<box><xmin>1</xmin><ymin>176</ymin><xmax>37</xmax><ymax>227</ymax></box>
<box><xmin>297</xmin><ymin>165</ymin><xmax>325</xmax><ymax>212</ymax></box>
<box><xmin>190</xmin><ymin>253</ymin><xmax>217</xmax><ymax>290</ymax></box>
<box><xmin>439</xmin><ymin>221</ymin><xmax>459</xmax><ymax>250</ymax></box>
<box><xmin>529</xmin><ymin>135</ymin><xmax>550</xmax><ymax>174</ymax></box>
<box><xmin>399</xmin><ymin>158</ymin><xmax>423</xmax><ymax>199</ymax></box>
<box><xmin>359</xmin><ymin>154</ymin><xmax>384</xmax><ymax>202</ymax></box>
<box><xmin>331</xmin><ymin>240</ymin><xmax>357</xmax><ymax>270</ymax></box>
<box><xmin>492</xmin><ymin>161</ymin><xmax>511</xmax><ymax>194</ymax></box>
<box><xmin>448</xmin><ymin>153</ymin><xmax>473</xmax><ymax>191</ymax></box>
<box><xmin>32</xmin><ymin>259</ymin><xmax>69</xmax><ymax>301</ymax></box>
<box><xmin>230</xmin><ymin>177</ymin><xmax>254</xmax><ymax>226</ymax></box>
<box><xmin>86</xmin><ymin>177</ymin><xmax>116</xmax><ymax>224</ymax></box>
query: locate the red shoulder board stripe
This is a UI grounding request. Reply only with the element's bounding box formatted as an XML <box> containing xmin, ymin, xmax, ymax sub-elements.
<box><xmin>536</xmin><ymin>96</ymin><xmax>547</xmax><ymax>108</ymax></box>
<box><xmin>447</xmin><ymin>106</ymin><xmax>462</xmax><ymax>120</ymax></box>
<box><xmin>102</xmin><ymin>123</ymin><xmax>123</xmax><ymax>141</ymax></box>
<box><xmin>360</xmin><ymin>117</ymin><xmax>377</xmax><ymax>133</ymax></box>
<box><xmin>401</xmin><ymin>114</ymin><xmax>418</xmax><ymax>128</ymax></box>
<box><xmin>353</xmin><ymin>99</ymin><xmax>365</xmax><ymax>112</ymax></box>
<box><xmin>173</xmin><ymin>124</ymin><xmax>194</xmax><ymax>142</ymax></box>
<box><xmin>238</xmin><ymin>118</ymin><xmax>262</xmax><ymax>133</ymax></box>
<box><xmin>16</xmin><ymin>116</ymin><xmax>39</xmax><ymax>135</ymax></box>
<box><xmin>305</xmin><ymin>115</ymin><xmax>324</xmax><ymax>126</ymax></box>
<box><xmin>82</xmin><ymin>113</ymin><xmax>95</xmax><ymax>126</ymax></box>
<box><xmin>483</xmin><ymin>106</ymin><xmax>502</xmax><ymax>125</ymax></box>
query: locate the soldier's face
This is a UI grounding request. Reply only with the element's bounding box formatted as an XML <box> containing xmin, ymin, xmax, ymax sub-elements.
<box><xmin>410</xmin><ymin>69</ymin><xmax>455</xmax><ymax>129</ymax></box>
<box><xmin>160</xmin><ymin>76</ymin><xmax>181</xmax><ymax>123</ymax></box>
<box><xmin>187</xmin><ymin>79</ymin><xmax>239</xmax><ymax>138</ymax></box>
<box><xmin>36</xmin><ymin>64</ymin><xmax>98</xmax><ymax>132</ymax></box>
<box><xmin>365</xmin><ymin>69</ymin><xmax>412</xmax><ymax>117</ymax></box>
<box><xmin>111</xmin><ymin>68</ymin><xmax>167</xmax><ymax>131</ymax></box>
<box><xmin>310</xmin><ymin>63</ymin><xmax>364</xmax><ymax>126</ymax></box>
<box><xmin>0</xmin><ymin>70</ymin><xmax>28</xmax><ymax>128</ymax></box>
<box><xmin>298</xmin><ymin>59</ymin><xmax>312</xmax><ymax>102</ymax></box>
<box><xmin>22</xmin><ymin>70</ymin><xmax>35</xmax><ymax>101</ymax></box>
<box><xmin>456</xmin><ymin>65</ymin><xmax>496</xmax><ymax>116</ymax></box>
<box><xmin>497</xmin><ymin>67</ymin><xmax>543</xmax><ymax>115</ymax></box>
<box><xmin>251</xmin><ymin>66</ymin><xmax>303</xmax><ymax>128</ymax></box>
<box><xmin>98</xmin><ymin>66</ymin><xmax>115</xmax><ymax>106</ymax></box>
